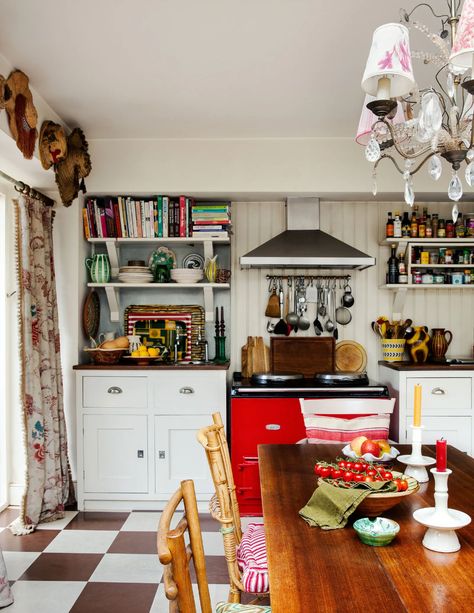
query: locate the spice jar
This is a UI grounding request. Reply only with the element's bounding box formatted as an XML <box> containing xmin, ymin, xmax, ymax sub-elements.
<box><xmin>413</xmin><ymin>272</ymin><xmax>422</xmax><ymax>284</ymax></box>
<box><xmin>437</xmin><ymin>219</ymin><xmax>446</xmax><ymax>237</ymax></box>
<box><xmin>420</xmin><ymin>251</ymin><xmax>430</xmax><ymax>264</ymax></box>
<box><xmin>422</xmin><ymin>272</ymin><xmax>434</xmax><ymax>284</ymax></box>
<box><xmin>446</xmin><ymin>221</ymin><xmax>454</xmax><ymax>238</ymax></box>
<box><xmin>445</xmin><ymin>248</ymin><xmax>453</xmax><ymax>264</ymax></box>
<box><xmin>434</xmin><ymin>274</ymin><xmax>445</xmax><ymax>284</ymax></box>
<box><xmin>464</xmin><ymin>270</ymin><xmax>472</xmax><ymax>284</ymax></box>
<box><xmin>452</xmin><ymin>272</ymin><xmax>464</xmax><ymax>285</ymax></box>
<box><xmin>438</xmin><ymin>247</ymin><xmax>446</xmax><ymax>264</ymax></box>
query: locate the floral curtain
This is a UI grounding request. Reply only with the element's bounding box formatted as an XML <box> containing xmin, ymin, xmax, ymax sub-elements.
<box><xmin>10</xmin><ymin>195</ymin><xmax>73</xmax><ymax>535</ymax></box>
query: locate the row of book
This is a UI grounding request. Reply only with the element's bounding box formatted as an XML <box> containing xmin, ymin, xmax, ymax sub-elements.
<box><xmin>82</xmin><ymin>196</ymin><xmax>231</xmax><ymax>239</ymax></box>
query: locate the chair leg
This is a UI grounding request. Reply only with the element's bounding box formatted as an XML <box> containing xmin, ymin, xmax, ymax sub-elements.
<box><xmin>229</xmin><ymin>586</ymin><xmax>241</xmax><ymax>603</ymax></box>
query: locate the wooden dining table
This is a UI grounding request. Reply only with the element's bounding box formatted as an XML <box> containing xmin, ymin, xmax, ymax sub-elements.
<box><xmin>258</xmin><ymin>443</ymin><xmax>473</xmax><ymax>613</ymax></box>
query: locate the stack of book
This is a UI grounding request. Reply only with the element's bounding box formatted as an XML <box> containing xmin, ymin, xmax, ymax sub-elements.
<box><xmin>191</xmin><ymin>202</ymin><xmax>231</xmax><ymax>239</ymax></box>
<box><xmin>83</xmin><ymin>196</ymin><xmax>231</xmax><ymax>239</ymax></box>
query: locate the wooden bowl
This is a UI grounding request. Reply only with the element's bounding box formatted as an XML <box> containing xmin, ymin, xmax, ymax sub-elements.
<box><xmin>319</xmin><ymin>473</ymin><xmax>419</xmax><ymax>517</ymax></box>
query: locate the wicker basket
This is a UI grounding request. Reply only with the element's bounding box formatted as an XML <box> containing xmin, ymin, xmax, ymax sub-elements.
<box><xmin>84</xmin><ymin>348</ymin><xmax>125</xmax><ymax>365</ymax></box>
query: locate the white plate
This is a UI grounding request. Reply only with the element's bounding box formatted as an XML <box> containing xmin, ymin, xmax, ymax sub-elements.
<box><xmin>342</xmin><ymin>444</ymin><xmax>400</xmax><ymax>462</ymax></box>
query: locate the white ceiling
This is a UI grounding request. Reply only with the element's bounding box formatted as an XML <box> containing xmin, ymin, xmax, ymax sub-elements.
<box><xmin>0</xmin><ymin>0</ymin><xmax>447</xmax><ymax>140</ymax></box>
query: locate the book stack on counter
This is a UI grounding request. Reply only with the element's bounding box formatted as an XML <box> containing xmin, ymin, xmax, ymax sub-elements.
<box><xmin>83</xmin><ymin>196</ymin><xmax>231</xmax><ymax>239</ymax></box>
<box><xmin>191</xmin><ymin>202</ymin><xmax>231</xmax><ymax>239</ymax></box>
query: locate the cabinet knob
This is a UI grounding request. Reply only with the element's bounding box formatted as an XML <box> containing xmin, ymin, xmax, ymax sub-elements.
<box><xmin>107</xmin><ymin>386</ymin><xmax>123</xmax><ymax>394</ymax></box>
<box><xmin>431</xmin><ymin>387</ymin><xmax>446</xmax><ymax>395</ymax></box>
<box><xmin>179</xmin><ymin>386</ymin><xmax>195</xmax><ymax>394</ymax></box>
<box><xmin>158</xmin><ymin>450</ymin><xmax>166</xmax><ymax>459</ymax></box>
<box><xmin>137</xmin><ymin>450</ymin><xmax>144</xmax><ymax>458</ymax></box>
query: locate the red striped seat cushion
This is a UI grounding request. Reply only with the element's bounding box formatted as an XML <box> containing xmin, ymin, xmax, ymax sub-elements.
<box><xmin>236</xmin><ymin>523</ymin><xmax>269</xmax><ymax>594</ymax></box>
<box><xmin>304</xmin><ymin>414</ymin><xmax>390</xmax><ymax>443</ymax></box>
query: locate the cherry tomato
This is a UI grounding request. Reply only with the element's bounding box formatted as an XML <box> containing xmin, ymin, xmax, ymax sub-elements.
<box><xmin>345</xmin><ymin>462</ymin><xmax>354</xmax><ymax>470</ymax></box>
<box><xmin>353</xmin><ymin>462</ymin><xmax>363</xmax><ymax>473</ymax></box>
<box><xmin>314</xmin><ymin>464</ymin><xmax>322</xmax><ymax>475</ymax></box>
<box><xmin>343</xmin><ymin>470</ymin><xmax>355</xmax><ymax>482</ymax></box>
<box><xmin>319</xmin><ymin>466</ymin><xmax>332</xmax><ymax>478</ymax></box>
<box><xmin>364</xmin><ymin>475</ymin><xmax>375</xmax><ymax>483</ymax></box>
<box><xmin>331</xmin><ymin>468</ymin><xmax>343</xmax><ymax>479</ymax></box>
<box><xmin>366</xmin><ymin>468</ymin><xmax>377</xmax><ymax>477</ymax></box>
<box><xmin>358</xmin><ymin>462</ymin><xmax>368</xmax><ymax>472</ymax></box>
<box><xmin>338</xmin><ymin>460</ymin><xmax>347</xmax><ymax>470</ymax></box>
<box><xmin>354</xmin><ymin>474</ymin><xmax>365</xmax><ymax>482</ymax></box>
<box><xmin>399</xmin><ymin>479</ymin><xmax>408</xmax><ymax>491</ymax></box>
<box><xmin>381</xmin><ymin>471</ymin><xmax>393</xmax><ymax>481</ymax></box>
<box><xmin>393</xmin><ymin>478</ymin><xmax>402</xmax><ymax>491</ymax></box>
<box><xmin>374</xmin><ymin>476</ymin><xmax>383</xmax><ymax>481</ymax></box>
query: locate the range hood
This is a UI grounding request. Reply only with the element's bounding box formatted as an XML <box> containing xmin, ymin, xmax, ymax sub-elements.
<box><xmin>240</xmin><ymin>198</ymin><xmax>375</xmax><ymax>270</ymax></box>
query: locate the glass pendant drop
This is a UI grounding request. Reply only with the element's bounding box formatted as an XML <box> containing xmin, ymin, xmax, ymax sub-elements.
<box><xmin>466</xmin><ymin>162</ymin><xmax>474</xmax><ymax>187</ymax></box>
<box><xmin>452</xmin><ymin>203</ymin><xmax>459</xmax><ymax>223</ymax></box>
<box><xmin>404</xmin><ymin>179</ymin><xmax>415</xmax><ymax>206</ymax></box>
<box><xmin>447</xmin><ymin>72</ymin><xmax>455</xmax><ymax>98</ymax></box>
<box><xmin>372</xmin><ymin>173</ymin><xmax>378</xmax><ymax>196</ymax></box>
<box><xmin>448</xmin><ymin>172</ymin><xmax>463</xmax><ymax>201</ymax></box>
<box><xmin>467</xmin><ymin>149</ymin><xmax>474</xmax><ymax>162</ymax></box>
<box><xmin>428</xmin><ymin>155</ymin><xmax>442</xmax><ymax>181</ymax></box>
<box><xmin>365</xmin><ymin>137</ymin><xmax>381</xmax><ymax>162</ymax></box>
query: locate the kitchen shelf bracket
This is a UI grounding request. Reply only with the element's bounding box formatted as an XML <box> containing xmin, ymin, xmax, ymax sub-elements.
<box><xmin>104</xmin><ymin>240</ymin><xmax>120</xmax><ymax>278</ymax></box>
<box><xmin>204</xmin><ymin>285</ymin><xmax>213</xmax><ymax>322</ymax></box>
<box><xmin>104</xmin><ymin>286</ymin><xmax>120</xmax><ymax>322</ymax></box>
<box><xmin>392</xmin><ymin>287</ymin><xmax>407</xmax><ymax>321</ymax></box>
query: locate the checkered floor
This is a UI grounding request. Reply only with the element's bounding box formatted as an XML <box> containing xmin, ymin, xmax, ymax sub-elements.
<box><xmin>0</xmin><ymin>507</ymin><xmax>266</xmax><ymax>612</ymax></box>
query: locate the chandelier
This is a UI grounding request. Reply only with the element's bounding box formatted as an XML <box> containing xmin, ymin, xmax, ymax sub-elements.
<box><xmin>358</xmin><ymin>0</ymin><xmax>474</xmax><ymax>220</ymax></box>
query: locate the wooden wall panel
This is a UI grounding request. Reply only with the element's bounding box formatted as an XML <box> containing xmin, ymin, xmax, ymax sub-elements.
<box><xmin>231</xmin><ymin>200</ymin><xmax>474</xmax><ymax>379</ymax></box>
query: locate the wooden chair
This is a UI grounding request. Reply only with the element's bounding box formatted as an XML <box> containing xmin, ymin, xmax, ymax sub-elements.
<box><xmin>157</xmin><ymin>478</ymin><xmax>271</xmax><ymax>613</ymax></box>
<box><xmin>196</xmin><ymin>413</ymin><xmax>269</xmax><ymax>604</ymax></box>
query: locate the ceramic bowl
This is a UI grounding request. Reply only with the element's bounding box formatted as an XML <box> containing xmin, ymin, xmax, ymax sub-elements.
<box><xmin>353</xmin><ymin>517</ymin><xmax>400</xmax><ymax>546</ymax></box>
<box><xmin>342</xmin><ymin>444</ymin><xmax>400</xmax><ymax>463</ymax></box>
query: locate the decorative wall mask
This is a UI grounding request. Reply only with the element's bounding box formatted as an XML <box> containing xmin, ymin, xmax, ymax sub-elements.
<box><xmin>3</xmin><ymin>70</ymin><xmax>38</xmax><ymax>159</ymax></box>
<box><xmin>39</xmin><ymin>121</ymin><xmax>68</xmax><ymax>169</ymax></box>
<box><xmin>54</xmin><ymin>128</ymin><xmax>92</xmax><ymax>207</ymax></box>
<box><xmin>0</xmin><ymin>75</ymin><xmax>6</xmax><ymax>109</ymax></box>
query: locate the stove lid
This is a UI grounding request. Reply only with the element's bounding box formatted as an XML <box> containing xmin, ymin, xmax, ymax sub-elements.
<box><xmin>251</xmin><ymin>372</ymin><xmax>304</xmax><ymax>384</ymax></box>
<box><xmin>313</xmin><ymin>371</ymin><xmax>369</xmax><ymax>385</ymax></box>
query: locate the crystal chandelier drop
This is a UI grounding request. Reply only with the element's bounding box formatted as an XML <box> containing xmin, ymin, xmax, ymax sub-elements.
<box><xmin>358</xmin><ymin>0</ymin><xmax>474</xmax><ymax>220</ymax></box>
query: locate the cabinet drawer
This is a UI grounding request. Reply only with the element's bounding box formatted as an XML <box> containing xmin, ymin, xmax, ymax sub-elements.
<box><xmin>406</xmin><ymin>377</ymin><xmax>472</xmax><ymax>413</ymax></box>
<box><xmin>154</xmin><ymin>372</ymin><xmax>225</xmax><ymax>413</ymax></box>
<box><xmin>404</xmin><ymin>416</ymin><xmax>472</xmax><ymax>455</ymax></box>
<box><xmin>83</xmin><ymin>376</ymin><xmax>148</xmax><ymax>408</ymax></box>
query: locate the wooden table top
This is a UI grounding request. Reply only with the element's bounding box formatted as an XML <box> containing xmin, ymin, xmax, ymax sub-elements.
<box><xmin>258</xmin><ymin>444</ymin><xmax>473</xmax><ymax>613</ymax></box>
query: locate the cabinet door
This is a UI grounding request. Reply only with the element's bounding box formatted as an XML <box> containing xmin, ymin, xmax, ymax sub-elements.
<box><xmin>83</xmin><ymin>414</ymin><xmax>148</xmax><ymax>493</ymax></box>
<box><xmin>155</xmin><ymin>415</ymin><xmax>214</xmax><ymax>496</ymax></box>
<box><xmin>404</xmin><ymin>416</ymin><xmax>472</xmax><ymax>454</ymax></box>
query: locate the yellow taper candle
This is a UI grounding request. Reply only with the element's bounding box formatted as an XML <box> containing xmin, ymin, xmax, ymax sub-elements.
<box><xmin>413</xmin><ymin>384</ymin><xmax>422</xmax><ymax>427</ymax></box>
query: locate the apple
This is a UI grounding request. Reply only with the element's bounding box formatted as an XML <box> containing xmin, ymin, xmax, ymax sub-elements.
<box><xmin>360</xmin><ymin>439</ymin><xmax>381</xmax><ymax>457</ymax></box>
<box><xmin>374</xmin><ymin>439</ymin><xmax>391</xmax><ymax>455</ymax></box>
<box><xmin>349</xmin><ymin>436</ymin><xmax>368</xmax><ymax>456</ymax></box>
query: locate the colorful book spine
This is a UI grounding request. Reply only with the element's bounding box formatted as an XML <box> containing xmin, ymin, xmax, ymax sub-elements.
<box><xmin>82</xmin><ymin>207</ymin><xmax>91</xmax><ymax>239</ymax></box>
<box><xmin>157</xmin><ymin>196</ymin><xmax>163</xmax><ymax>237</ymax></box>
<box><xmin>179</xmin><ymin>196</ymin><xmax>186</xmax><ymax>237</ymax></box>
<box><xmin>163</xmin><ymin>196</ymin><xmax>169</xmax><ymax>237</ymax></box>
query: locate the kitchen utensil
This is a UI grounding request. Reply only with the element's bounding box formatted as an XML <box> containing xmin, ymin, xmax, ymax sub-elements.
<box><xmin>332</xmin><ymin>287</ymin><xmax>339</xmax><ymax>340</ymax></box>
<box><xmin>274</xmin><ymin>282</ymin><xmax>288</xmax><ymax>335</ymax></box>
<box><xmin>265</xmin><ymin>279</ymin><xmax>280</xmax><ymax>318</ymax></box>
<box><xmin>266</xmin><ymin>320</ymin><xmax>276</xmax><ymax>333</ymax></box>
<box><xmin>325</xmin><ymin>288</ymin><xmax>334</xmax><ymax>333</ymax></box>
<box><xmin>318</xmin><ymin>287</ymin><xmax>327</xmax><ymax>317</ymax></box>
<box><xmin>335</xmin><ymin>340</ymin><xmax>367</xmax><ymax>372</ymax></box>
<box><xmin>270</xmin><ymin>337</ymin><xmax>335</xmax><ymax>376</ymax></box>
<box><xmin>342</xmin><ymin>283</ymin><xmax>354</xmax><ymax>308</ymax></box>
<box><xmin>286</xmin><ymin>278</ymin><xmax>299</xmax><ymax>327</ymax></box>
<box><xmin>313</xmin><ymin>284</ymin><xmax>322</xmax><ymax>335</ymax></box>
<box><xmin>297</xmin><ymin>299</ymin><xmax>310</xmax><ymax>331</ymax></box>
<box><xmin>335</xmin><ymin>304</ymin><xmax>352</xmax><ymax>325</ymax></box>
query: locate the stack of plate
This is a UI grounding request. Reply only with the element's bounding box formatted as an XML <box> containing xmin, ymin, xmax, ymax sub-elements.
<box><xmin>170</xmin><ymin>268</ymin><xmax>204</xmax><ymax>284</ymax></box>
<box><xmin>118</xmin><ymin>265</ymin><xmax>153</xmax><ymax>284</ymax></box>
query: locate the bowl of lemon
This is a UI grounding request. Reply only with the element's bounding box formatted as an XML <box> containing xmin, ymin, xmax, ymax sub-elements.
<box><xmin>124</xmin><ymin>344</ymin><xmax>162</xmax><ymax>365</ymax></box>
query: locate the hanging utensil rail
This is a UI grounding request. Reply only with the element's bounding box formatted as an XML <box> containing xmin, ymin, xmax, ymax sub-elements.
<box><xmin>266</xmin><ymin>274</ymin><xmax>351</xmax><ymax>283</ymax></box>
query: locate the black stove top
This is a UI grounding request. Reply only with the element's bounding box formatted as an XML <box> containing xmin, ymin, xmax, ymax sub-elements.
<box><xmin>232</xmin><ymin>372</ymin><xmax>389</xmax><ymax>398</ymax></box>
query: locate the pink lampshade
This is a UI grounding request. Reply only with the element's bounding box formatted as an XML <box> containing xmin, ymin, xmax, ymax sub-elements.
<box><xmin>362</xmin><ymin>23</ymin><xmax>415</xmax><ymax>98</ymax></box>
<box><xmin>355</xmin><ymin>95</ymin><xmax>406</xmax><ymax>145</ymax></box>
<box><xmin>450</xmin><ymin>0</ymin><xmax>474</xmax><ymax>69</ymax></box>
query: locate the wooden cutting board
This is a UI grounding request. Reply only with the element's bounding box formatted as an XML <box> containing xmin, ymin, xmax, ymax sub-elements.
<box><xmin>335</xmin><ymin>340</ymin><xmax>367</xmax><ymax>372</ymax></box>
<box><xmin>242</xmin><ymin>336</ymin><xmax>270</xmax><ymax>377</ymax></box>
<box><xmin>270</xmin><ymin>337</ymin><xmax>335</xmax><ymax>377</ymax></box>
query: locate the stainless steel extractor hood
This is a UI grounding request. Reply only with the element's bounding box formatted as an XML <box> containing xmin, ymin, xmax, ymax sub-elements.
<box><xmin>240</xmin><ymin>198</ymin><xmax>375</xmax><ymax>270</ymax></box>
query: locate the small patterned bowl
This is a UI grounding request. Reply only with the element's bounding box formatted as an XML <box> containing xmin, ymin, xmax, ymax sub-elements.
<box><xmin>353</xmin><ymin>517</ymin><xmax>400</xmax><ymax>546</ymax></box>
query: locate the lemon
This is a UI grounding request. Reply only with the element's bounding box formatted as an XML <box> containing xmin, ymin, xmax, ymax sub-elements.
<box><xmin>148</xmin><ymin>347</ymin><xmax>159</xmax><ymax>357</ymax></box>
<box><xmin>131</xmin><ymin>350</ymin><xmax>140</xmax><ymax>357</ymax></box>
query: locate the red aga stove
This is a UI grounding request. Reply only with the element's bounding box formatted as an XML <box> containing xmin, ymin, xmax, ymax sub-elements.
<box><xmin>230</xmin><ymin>371</ymin><xmax>394</xmax><ymax>516</ymax></box>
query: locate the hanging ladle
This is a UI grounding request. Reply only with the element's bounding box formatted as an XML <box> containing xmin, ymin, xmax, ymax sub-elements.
<box><xmin>313</xmin><ymin>283</ymin><xmax>323</xmax><ymax>335</ymax></box>
<box><xmin>325</xmin><ymin>286</ymin><xmax>334</xmax><ymax>333</ymax></box>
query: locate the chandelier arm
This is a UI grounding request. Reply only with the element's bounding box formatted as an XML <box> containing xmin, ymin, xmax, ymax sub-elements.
<box><xmin>376</xmin><ymin>118</ymin><xmax>433</xmax><ymax>159</ymax></box>
<box><xmin>376</xmin><ymin>152</ymin><xmax>436</xmax><ymax>177</ymax></box>
<box><xmin>405</xmin><ymin>3</ymin><xmax>450</xmax><ymax>21</ymax></box>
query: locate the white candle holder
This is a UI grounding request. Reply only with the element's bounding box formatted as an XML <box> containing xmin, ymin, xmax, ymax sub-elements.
<box><xmin>413</xmin><ymin>468</ymin><xmax>471</xmax><ymax>553</ymax></box>
<box><xmin>397</xmin><ymin>425</ymin><xmax>436</xmax><ymax>483</ymax></box>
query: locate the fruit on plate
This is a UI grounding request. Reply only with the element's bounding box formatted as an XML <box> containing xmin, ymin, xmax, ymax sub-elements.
<box><xmin>131</xmin><ymin>345</ymin><xmax>160</xmax><ymax>358</ymax></box>
<box><xmin>374</xmin><ymin>439</ymin><xmax>392</xmax><ymax>455</ymax></box>
<box><xmin>360</xmin><ymin>439</ymin><xmax>381</xmax><ymax>457</ymax></box>
<box><xmin>100</xmin><ymin>336</ymin><xmax>129</xmax><ymax>350</ymax></box>
<box><xmin>350</xmin><ymin>436</ymin><xmax>368</xmax><ymax>455</ymax></box>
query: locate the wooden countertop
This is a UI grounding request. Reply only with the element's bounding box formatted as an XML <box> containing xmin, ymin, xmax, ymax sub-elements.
<box><xmin>73</xmin><ymin>361</ymin><xmax>230</xmax><ymax>370</ymax></box>
<box><xmin>379</xmin><ymin>360</ymin><xmax>474</xmax><ymax>371</ymax></box>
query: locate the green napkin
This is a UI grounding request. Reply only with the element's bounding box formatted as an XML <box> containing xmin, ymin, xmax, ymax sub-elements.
<box><xmin>299</xmin><ymin>480</ymin><xmax>396</xmax><ymax>531</ymax></box>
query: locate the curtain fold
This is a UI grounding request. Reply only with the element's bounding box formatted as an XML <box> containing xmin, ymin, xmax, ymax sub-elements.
<box><xmin>10</xmin><ymin>195</ymin><xmax>73</xmax><ymax>535</ymax></box>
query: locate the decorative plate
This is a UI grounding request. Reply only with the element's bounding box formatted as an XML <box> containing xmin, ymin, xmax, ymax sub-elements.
<box><xmin>82</xmin><ymin>290</ymin><xmax>100</xmax><ymax>339</ymax></box>
<box><xmin>182</xmin><ymin>253</ymin><xmax>205</xmax><ymax>269</ymax></box>
<box><xmin>342</xmin><ymin>444</ymin><xmax>400</xmax><ymax>462</ymax></box>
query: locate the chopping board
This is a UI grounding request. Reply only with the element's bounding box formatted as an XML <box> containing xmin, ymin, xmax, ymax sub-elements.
<box><xmin>335</xmin><ymin>340</ymin><xmax>367</xmax><ymax>372</ymax></box>
<box><xmin>270</xmin><ymin>337</ymin><xmax>335</xmax><ymax>377</ymax></box>
<box><xmin>242</xmin><ymin>336</ymin><xmax>270</xmax><ymax>377</ymax></box>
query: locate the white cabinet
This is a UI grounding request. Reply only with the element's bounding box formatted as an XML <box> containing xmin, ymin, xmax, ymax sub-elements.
<box><xmin>378</xmin><ymin>364</ymin><xmax>473</xmax><ymax>456</ymax></box>
<box><xmin>76</xmin><ymin>368</ymin><xmax>227</xmax><ymax>510</ymax></box>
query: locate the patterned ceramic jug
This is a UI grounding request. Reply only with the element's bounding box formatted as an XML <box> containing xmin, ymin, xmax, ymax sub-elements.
<box><xmin>430</xmin><ymin>328</ymin><xmax>453</xmax><ymax>362</ymax></box>
<box><xmin>85</xmin><ymin>254</ymin><xmax>111</xmax><ymax>283</ymax></box>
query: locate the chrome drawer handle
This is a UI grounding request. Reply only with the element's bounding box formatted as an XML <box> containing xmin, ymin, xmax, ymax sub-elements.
<box><xmin>265</xmin><ymin>424</ymin><xmax>281</xmax><ymax>431</ymax></box>
<box><xmin>431</xmin><ymin>387</ymin><xmax>446</xmax><ymax>395</ymax></box>
<box><xmin>107</xmin><ymin>386</ymin><xmax>123</xmax><ymax>394</ymax></box>
<box><xmin>179</xmin><ymin>386</ymin><xmax>195</xmax><ymax>394</ymax></box>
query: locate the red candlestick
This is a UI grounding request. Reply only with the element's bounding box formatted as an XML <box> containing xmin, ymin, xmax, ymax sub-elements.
<box><xmin>436</xmin><ymin>438</ymin><xmax>447</xmax><ymax>472</ymax></box>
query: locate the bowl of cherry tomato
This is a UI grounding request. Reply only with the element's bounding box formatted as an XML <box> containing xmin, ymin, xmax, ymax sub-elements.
<box><xmin>314</xmin><ymin>461</ymin><xmax>419</xmax><ymax>517</ymax></box>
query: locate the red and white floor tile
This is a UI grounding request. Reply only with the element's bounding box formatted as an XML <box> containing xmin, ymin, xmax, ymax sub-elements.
<box><xmin>0</xmin><ymin>508</ymin><xmax>265</xmax><ymax>612</ymax></box>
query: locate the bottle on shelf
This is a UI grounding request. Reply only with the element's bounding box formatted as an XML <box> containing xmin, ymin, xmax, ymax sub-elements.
<box><xmin>393</xmin><ymin>211</ymin><xmax>402</xmax><ymax>238</ymax></box>
<box><xmin>402</xmin><ymin>212</ymin><xmax>410</xmax><ymax>237</ymax></box>
<box><xmin>387</xmin><ymin>244</ymin><xmax>399</xmax><ymax>284</ymax></box>
<box><xmin>432</xmin><ymin>213</ymin><xmax>439</xmax><ymax>238</ymax></box>
<box><xmin>425</xmin><ymin>214</ymin><xmax>433</xmax><ymax>238</ymax></box>
<box><xmin>386</xmin><ymin>212</ymin><xmax>394</xmax><ymax>238</ymax></box>
<box><xmin>437</xmin><ymin>218</ymin><xmax>446</xmax><ymax>238</ymax></box>
<box><xmin>418</xmin><ymin>215</ymin><xmax>426</xmax><ymax>238</ymax></box>
<box><xmin>446</xmin><ymin>220</ymin><xmax>455</xmax><ymax>238</ymax></box>
<box><xmin>410</xmin><ymin>211</ymin><xmax>418</xmax><ymax>237</ymax></box>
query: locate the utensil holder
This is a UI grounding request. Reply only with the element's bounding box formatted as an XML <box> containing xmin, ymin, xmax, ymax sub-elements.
<box><xmin>381</xmin><ymin>338</ymin><xmax>405</xmax><ymax>362</ymax></box>
<box><xmin>397</xmin><ymin>425</ymin><xmax>435</xmax><ymax>483</ymax></box>
<box><xmin>214</xmin><ymin>336</ymin><xmax>227</xmax><ymax>363</ymax></box>
<box><xmin>413</xmin><ymin>468</ymin><xmax>471</xmax><ymax>552</ymax></box>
